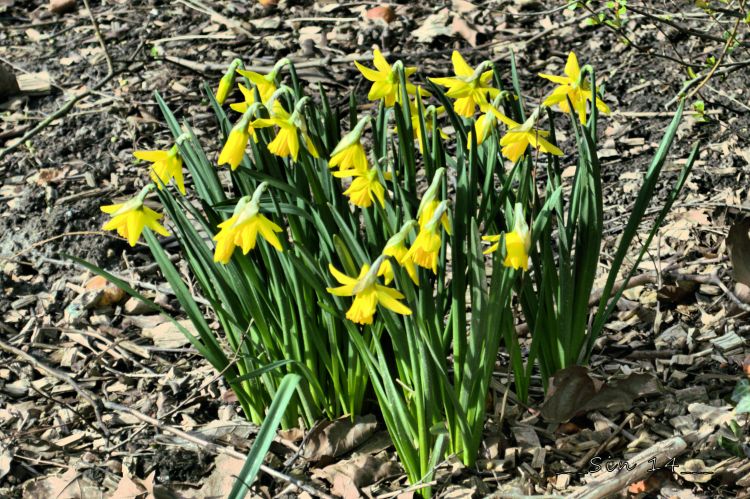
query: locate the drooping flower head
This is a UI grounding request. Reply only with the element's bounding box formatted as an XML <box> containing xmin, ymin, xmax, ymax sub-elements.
<box><xmin>416</xmin><ymin>168</ymin><xmax>449</xmax><ymax>229</ymax></box>
<box><xmin>327</xmin><ymin>255</ymin><xmax>412</xmax><ymax>325</ymax></box>
<box><xmin>354</xmin><ymin>49</ymin><xmax>429</xmax><ymax>107</ymax></box>
<box><xmin>329</xmin><ymin>116</ymin><xmax>370</xmax><ymax>172</ymax></box>
<box><xmin>483</xmin><ymin>203</ymin><xmax>531</xmax><ymax>271</ymax></box>
<box><xmin>333</xmin><ymin>163</ymin><xmax>391</xmax><ymax>208</ymax></box>
<box><xmin>218</xmin><ymin>104</ymin><xmax>259</xmax><ymax>170</ymax></box>
<box><xmin>429</xmin><ymin>51</ymin><xmax>499</xmax><ymax>118</ymax></box>
<box><xmin>378</xmin><ymin>221</ymin><xmax>419</xmax><ymax>285</ymax></box>
<box><xmin>215</xmin><ymin>58</ymin><xmax>242</xmax><ymax>105</ymax></box>
<box><xmin>229</xmin><ymin>83</ymin><xmax>257</xmax><ymax>114</ymax></box>
<box><xmin>252</xmin><ymin>90</ymin><xmax>318</xmax><ymax>162</ymax></box>
<box><xmin>100</xmin><ymin>184</ymin><xmax>169</xmax><ymax>246</ymax></box>
<box><xmin>134</xmin><ymin>145</ymin><xmax>185</xmax><ymax>195</ymax></box>
<box><xmin>405</xmin><ymin>200</ymin><xmax>451</xmax><ymax>274</ymax></box>
<box><xmin>497</xmin><ymin>108</ymin><xmax>563</xmax><ymax>163</ymax></box>
<box><xmin>213</xmin><ymin>182</ymin><xmax>284</xmax><ymax>264</ymax></box>
<box><xmin>236</xmin><ymin>58</ymin><xmax>290</xmax><ymax>104</ymax></box>
<box><xmin>539</xmin><ymin>51</ymin><xmax>611</xmax><ymax>124</ymax></box>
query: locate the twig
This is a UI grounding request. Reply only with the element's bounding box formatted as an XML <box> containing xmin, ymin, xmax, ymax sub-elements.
<box><xmin>81</xmin><ymin>0</ymin><xmax>113</xmax><ymax>76</ymax></box>
<box><xmin>0</xmin><ymin>337</ymin><xmax>109</xmax><ymax>437</ymax></box>
<box><xmin>568</xmin><ymin>436</ymin><xmax>689</xmax><ymax>499</ymax></box>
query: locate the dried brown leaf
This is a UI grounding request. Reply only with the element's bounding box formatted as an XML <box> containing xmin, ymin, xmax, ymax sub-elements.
<box><xmin>302</xmin><ymin>414</ymin><xmax>378</xmax><ymax>462</ymax></box>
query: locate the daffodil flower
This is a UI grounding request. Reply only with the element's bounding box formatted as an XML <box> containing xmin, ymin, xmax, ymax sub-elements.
<box><xmin>134</xmin><ymin>145</ymin><xmax>185</xmax><ymax>195</ymax></box>
<box><xmin>215</xmin><ymin>58</ymin><xmax>242</xmax><ymax>105</ymax></box>
<box><xmin>467</xmin><ymin>105</ymin><xmax>499</xmax><ymax>149</ymax></box>
<box><xmin>218</xmin><ymin>106</ymin><xmax>258</xmax><ymax>170</ymax></box>
<box><xmin>327</xmin><ymin>256</ymin><xmax>412</xmax><ymax>325</ymax></box>
<box><xmin>252</xmin><ymin>95</ymin><xmax>318</xmax><ymax>162</ymax></box>
<box><xmin>100</xmin><ymin>184</ymin><xmax>169</xmax><ymax>246</ymax></box>
<box><xmin>539</xmin><ymin>51</ymin><xmax>611</xmax><ymax>124</ymax></box>
<box><xmin>405</xmin><ymin>200</ymin><xmax>451</xmax><ymax>273</ymax></box>
<box><xmin>483</xmin><ymin>204</ymin><xmax>531</xmax><ymax>271</ymax></box>
<box><xmin>229</xmin><ymin>83</ymin><xmax>257</xmax><ymax>114</ymax></box>
<box><xmin>378</xmin><ymin>221</ymin><xmax>419</xmax><ymax>285</ymax></box>
<box><xmin>429</xmin><ymin>51</ymin><xmax>499</xmax><ymax>118</ymax></box>
<box><xmin>329</xmin><ymin>116</ymin><xmax>370</xmax><ymax>172</ymax></box>
<box><xmin>497</xmin><ymin>110</ymin><xmax>563</xmax><ymax>163</ymax></box>
<box><xmin>213</xmin><ymin>183</ymin><xmax>284</xmax><ymax>264</ymax></box>
<box><xmin>354</xmin><ymin>49</ymin><xmax>428</xmax><ymax>107</ymax></box>
<box><xmin>333</xmin><ymin>164</ymin><xmax>390</xmax><ymax>208</ymax></box>
<box><xmin>236</xmin><ymin>58</ymin><xmax>289</xmax><ymax>104</ymax></box>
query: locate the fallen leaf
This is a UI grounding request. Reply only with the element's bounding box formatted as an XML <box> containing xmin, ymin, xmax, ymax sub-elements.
<box><xmin>412</xmin><ymin>8</ymin><xmax>452</xmax><ymax>44</ymax></box>
<box><xmin>540</xmin><ymin>366</ymin><xmax>597</xmax><ymax>423</ymax></box>
<box><xmin>366</xmin><ymin>5</ymin><xmax>395</xmax><ymax>24</ymax></box>
<box><xmin>313</xmin><ymin>455</ymin><xmax>401</xmax><ymax>498</ymax></box>
<box><xmin>303</xmin><ymin>415</ymin><xmax>378</xmax><ymax>462</ymax></box>
<box><xmin>451</xmin><ymin>15</ymin><xmax>479</xmax><ymax>47</ymax></box>
<box><xmin>25</xmin><ymin>28</ymin><xmax>42</xmax><ymax>42</ymax></box>
<box><xmin>142</xmin><ymin>320</ymin><xmax>196</xmax><ymax>349</ymax></box>
<box><xmin>541</xmin><ymin>368</ymin><xmax>662</xmax><ymax>422</ymax></box>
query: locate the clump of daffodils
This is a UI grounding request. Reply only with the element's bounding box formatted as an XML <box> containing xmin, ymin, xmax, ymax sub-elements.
<box><xmin>97</xmin><ymin>48</ymin><xmax>614</xmax><ymax>325</ymax></box>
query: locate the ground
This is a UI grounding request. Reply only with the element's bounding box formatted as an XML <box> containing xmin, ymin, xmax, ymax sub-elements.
<box><xmin>1</xmin><ymin>0</ymin><xmax>749</xmax><ymax>498</ymax></box>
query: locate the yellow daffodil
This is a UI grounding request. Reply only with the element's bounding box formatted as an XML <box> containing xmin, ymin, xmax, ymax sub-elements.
<box><xmin>213</xmin><ymin>183</ymin><xmax>284</xmax><ymax>264</ymax></box>
<box><xmin>467</xmin><ymin>105</ymin><xmax>498</xmax><ymax>149</ymax></box>
<box><xmin>252</xmin><ymin>96</ymin><xmax>318</xmax><ymax>162</ymax></box>
<box><xmin>100</xmin><ymin>185</ymin><xmax>169</xmax><ymax>246</ymax></box>
<box><xmin>329</xmin><ymin>116</ymin><xmax>370</xmax><ymax>172</ymax></box>
<box><xmin>134</xmin><ymin>145</ymin><xmax>185</xmax><ymax>195</ymax></box>
<box><xmin>236</xmin><ymin>58</ymin><xmax>289</xmax><ymax>103</ymax></box>
<box><xmin>405</xmin><ymin>200</ymin><xmax>451</xmax><ymax>273</ymax></box>
<box><xmin>497</xmin><ymin>111</ymin><xmax>563</xmax><ymax>163</ymax></box>
<box><xmin>354</xmin><ymin>49</ymin><xmax>428</xmax><ymax>107</ymax></box>
<box><xmin>218</xmin><ymin>110</ymin><xmax>255</xmax><ymax>170</ymax></box>
<box><xmin>229</xmin><ymin>83</ymin><xmax>257</xmax><ymax>114</ymax></box>
<box><xmin>333</xmin><ymin>165</ymin><xmax>390</xmax><ymax>208</ymax></box>
<box><xmin>539</xmin><ymin>51</ymin><xmax>611</xmax><ymax>124</ymax></box>
<box><xmin>483</xmin><ymin>204</ymin><xmax>531</xmax><ymax>271</ymax></box>
<box><xmin>327</xmin><ymin>256</ymin><xmax>412</xmax><ymax>325</ymax></box>
<box><xmin>429</xmin><ymin>51</ymin><xmax>499</xmax><ymax>117</ymax></box>
<box><xmin>378</xmin><ymin>221</ymin><xmax>419</xmax><ymax>285</ymax></box>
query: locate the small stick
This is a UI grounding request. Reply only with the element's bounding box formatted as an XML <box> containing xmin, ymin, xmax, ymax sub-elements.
<box><xmin>81</xmin><ymin>0</ymin><xmax>113</xmax><ymax>76</ymax></box>
<box><xmin>568</xmin><ymin>436</ymin><xmax>689</xmax><ymax>499</ymax></box>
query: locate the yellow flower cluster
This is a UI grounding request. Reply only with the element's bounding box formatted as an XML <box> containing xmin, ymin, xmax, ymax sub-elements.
<box><xmin>99</xmin><ymin>49</ymin><xmax>609</xmax><ymax>325</ymax></box>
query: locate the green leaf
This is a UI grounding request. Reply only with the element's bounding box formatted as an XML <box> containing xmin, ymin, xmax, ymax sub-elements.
<box><xmin>229</xmin><ymin>374</ymin><xmax>301</xmax><ymax>499</ymax></box>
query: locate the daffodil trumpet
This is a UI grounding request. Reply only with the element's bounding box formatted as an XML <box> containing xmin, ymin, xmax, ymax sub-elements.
<box><xmin>218</xmin><ymin>104</ymin><xmax>261</xmax><ymax>170</ymax></box>
<box><xmin>329</xmin><ymin>115</ymin><xmax>371</xmax><ymax>172</ymax></box>
<box><xmin>236</xmin><ymin>57</ymin><xmax>290</xmax><ymax>104</ymax></box>
<box><xmin>326</xmin><ymin>255</ymin><xmax>412</xmax><ymax>325</ymax></box>
<box><xmin>212</xmin><ymin>182</ymin><xmax>285</xmax><ymax>263</ymax></box>
<box><xmin>378</xmin><ymin>220</ymin><xmax>419</xmax><ymax>285</ymax></box>
<box><xmin>100</xmin><ymin>184</ymin><xmax>170</xmax><ymax>246</ymax></box>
